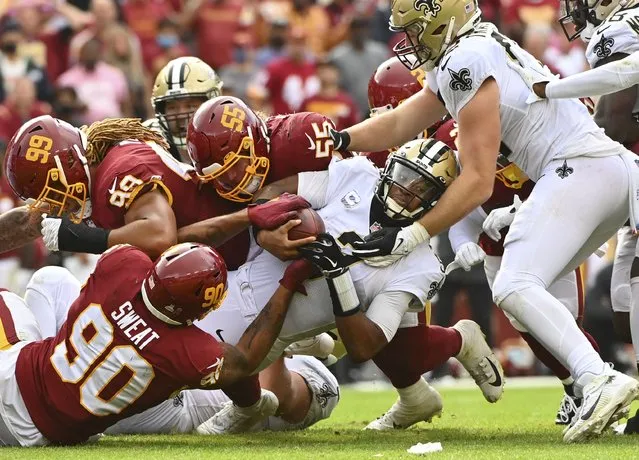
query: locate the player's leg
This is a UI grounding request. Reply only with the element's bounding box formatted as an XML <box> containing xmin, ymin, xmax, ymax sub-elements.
<box><xmin>23</xmin><ymin>266</ymin><xmax>81</xmax><ymax>338</ymax></box>
<box><xmin>186</xmin><ymin>356</ymin><xmax>338</xmax><ymax>433</ymax></box>
<box><xmin>611</xmin><ymin>227</ymin><xmax>635</xmax><ymax>343</ymax></box>
<box><xmin>0</xmin><ymin>291</ymin><xmax>46</xmax><ymax>446</ymax></box>
<box><xmin>492</xmin><ymin>155</ymin><xmax>638</xmax><ymax>441</ymax></box>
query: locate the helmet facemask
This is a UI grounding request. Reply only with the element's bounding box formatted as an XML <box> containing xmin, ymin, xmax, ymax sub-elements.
<box><xmin>559</xmin><ymin>0</ymin><xmax>626</xmax><ymax>41</ymax></box>
<box><xmin>376</xmin><ymin>155</ymin><xmax>446</xmax><ymax>220</ymax></box>
<box><xmin>196</xmin><ymin>126</ymin><xmax>270</xmax><ymax>203</ymax></box>
<box><xmin>156</xmin><ymin>94</ymin><xmax>211</xmax><ymax>148</ymax></box>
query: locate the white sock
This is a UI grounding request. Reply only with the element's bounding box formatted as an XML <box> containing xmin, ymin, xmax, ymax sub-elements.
<box><xmin>500</xmin><ymin>287</ymin><xmax>604</xmax><ymax>396</ymax></box>
<box><xmin>561</xmin><ymin>377</ymin><xmax>574</xmax><ymax>386</ymax></box>
<box><xmin>630</xmin><ymin>277</ymin><xmax>639</xmax><ymax>365</ymax></box>
<box><xmin>397</xmin><ymin>378</ymin><xmax>428</xmax><ymax>404</ymax></box>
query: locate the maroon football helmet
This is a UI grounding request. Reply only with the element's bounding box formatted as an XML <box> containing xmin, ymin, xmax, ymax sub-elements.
<box><xmin>3</xmin><ymin>115</ymin><xmax>91</xmax><ymax>222</ymax></box>
<box><xmin>368</xmin><ymin>57</ymin><xmax>425</xmax><ymax>117</ymax></box>
<box><xmin>141</xmin><ymin>243</ymin><xmax>228</xmax><ymax>326</ymax></box>
<box><xmin>187</xmin><ymin>96</ymin><xmax>270</xmax><ymax>203</ymax></box>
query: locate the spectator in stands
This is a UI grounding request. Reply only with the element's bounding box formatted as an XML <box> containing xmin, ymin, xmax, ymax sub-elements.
<box><xmin>51</xmin><ymin>86</ymin><xmax>86</xmax><ymax>128</ymax></box>
<box><xmin>288</xmin><ymin>0</ymin><xmax>330</xmax><ymax>57</ymax></box>
<box><xmin>300</xmin><ymin>59</ymin><xmax>359</xmax><ymax>131</ymax></box>
<box><xmin>0</xmin><ymin>77</ymin><xmax>50</xmax><ymax>143</ymax></box>
<box><xmin>57</xmin><ymin>37</ymin><xmax>130</xmax><ymax>124</ymax></box>
<box><xmin>0</xmin><ymin>19</ymin><xmax>51</xmax><ymax>103</ymax></box>
<box><xmin>254</xmin><ymin>18</ymin><xmax>288</xmax><ymax>68</ymax></box>
<box><xmin>329</xmin><ymin>16</ymin><xmax>389</xmax><ymax>116</ymax></box>
<box><xmin>103</xmin><ymin>23</ymin><xmax>148</xmax><ymax>119</ymax></box>
<box><xmin>180</xmin><ymin>0</ymin><xmax>246</xmax><ymax>71</ymax></box>
<box><xmin>249</xmin><ymin>26</ymin><xmax>319</xmax><ymax>115</ymax></box>
<box><xmin>120</xmin><ymin>0</ymin><xmax>177</xmax><ymax>71</ymax></box>
<box><xmin>149</xmin><ymin>18</ymin><xmax>189</xmax><ymax>75</ymax></box>
<box><xmin>219</xmin><ymin>32</ymin><xmax>259</xmax><ymax>101</ymax></box>
<box><xmin>11</xmin><ymin>1</ymin><xmax>91</xmax><ymax>83</ymax></box>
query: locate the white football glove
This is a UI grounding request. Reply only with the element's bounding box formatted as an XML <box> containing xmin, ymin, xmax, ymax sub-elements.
<box><xmin>482</xmin><ymin>195</ymin><xmax>523</xmax><ymax>242</ymax></box>
<box><xmin>40</xmin><ymin>214</ymin><xmax>62</xmax><ymax>251</ymax></box>
<box><xmin>351</xmin><ymin>221</ymin><xmax>431</xmax><ymax>268</ymax></box>
<box><xmin>506</xmin><ymin>59</ymin><xmax>557</xmax><ymax>104</ymax></box>
<box><xmin>453</xmin><ymin>242</ymin><xmax>486</xmax><ymax>272</ymax></box>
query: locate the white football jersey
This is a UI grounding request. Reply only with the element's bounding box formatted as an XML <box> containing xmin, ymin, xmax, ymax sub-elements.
<box><xmin>586</xmin><ymin>6</ymin><xmax>639</xmax><ymax>68</ymax></box>
<box><xmin>426</xmin><ymin>22</ymin><xmax>622</xmax><ymax>181</ymax></box>
<box><xmin>198</xmin><ymin>157</ymin><xmax>444</xmax><ymax>348</ymax></box>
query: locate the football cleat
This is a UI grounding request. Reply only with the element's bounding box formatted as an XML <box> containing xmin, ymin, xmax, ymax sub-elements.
<box><xmin>614</xmin><ymin>409</ymin><xmax>639</xmax><ymax>435</ymax></box>
<box><xmin>196</xmin><ymin>389</ymin><xmax>279</xmax><ymax>434</ymax></box>
<box><xmin>452</xmin><ymin>320</ymin><xmax>505</xmax><ymax>403</ymax></box>
<box><xmin>563</xmin><ymin>365</ymin><xmax>639</xmax><ymax>443</ymax></box>
<box><xmin>364</xmin><ymin>378</ymin><xmax>443</xmax><ymax>430</ymax></box>
<box><xmin>555</xmin><ymin>393</ymin><xmax>582</xmax><ymax>426</ymax></box>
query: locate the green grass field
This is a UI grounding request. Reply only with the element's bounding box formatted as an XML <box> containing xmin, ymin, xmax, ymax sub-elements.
<box><xmin>3</xmin><ymin>384</ymin><xmax>638</xmax><ymax>460</ymax></box>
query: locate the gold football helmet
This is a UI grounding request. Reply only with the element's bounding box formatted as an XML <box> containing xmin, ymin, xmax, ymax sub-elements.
<box><xmin>152</xmin><ymin>57</ymin><xmax>223</xmax><ymax>148</ymax></box>
<box><xmin>376</xmin><ymin>138</ymin><xmax>458</xmax><ymax>219</ymax></box>
<box><xmin>390</xmin><ymin>0</ymin><xmax>481</xmax><ymax>71</ymax></box>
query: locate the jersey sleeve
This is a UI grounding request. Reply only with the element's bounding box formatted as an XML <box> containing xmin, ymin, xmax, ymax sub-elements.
<box><xmin>183</xmin><ymin>333</ymin><xmax>226</xmax><ymax>388</ymax></box>
<box><xmin>90</xmin><ymin>142</ymin><xmax>176</xmax><ymax>228</ymax></box>
<box><xmin>436</xmin><ymin>45</ymin><xmax>498</xmax><ymax>119</ymax></box>
<box><xmin>586</xmin><ymin>17</ymin><xmax>639</xmax><ymax>67</ymax></box>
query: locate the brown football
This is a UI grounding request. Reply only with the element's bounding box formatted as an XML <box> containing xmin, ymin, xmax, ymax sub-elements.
<box><xmin>288</xmin><ymin>207</ymin><xmax>325</xmax><ymax>241</ymax></box>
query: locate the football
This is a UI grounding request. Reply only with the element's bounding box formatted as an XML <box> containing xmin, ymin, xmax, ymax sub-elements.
<box><xmin>288</xmin><ymin>207</ymin><xmax>325</xmax><ymax>240</ymax></box>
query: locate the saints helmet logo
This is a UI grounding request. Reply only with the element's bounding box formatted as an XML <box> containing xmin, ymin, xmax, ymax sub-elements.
<box><xmin>414</xmin><ymin>0</ymin><xmax>441</xmax><ymax>16</ymax></box>
<box><xmin>448</xmin><ymin>68</ymin><xmax>472</xmax><ymax>91</ymax></box>
<box><xmin>593</xmin><ymin>34</ymin><xmax>614</xmax><ymax>59</ymax></box>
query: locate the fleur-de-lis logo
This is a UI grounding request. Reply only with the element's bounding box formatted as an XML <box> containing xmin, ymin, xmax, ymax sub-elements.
<box><xmin>315</xmin><ymin>383</ymin><xmax>339</xmax><ymax>408</ymax></box>
<box><xmin>555</xmin><ymin>160</ymin><xmax>574</xmax><ymax>179</ymax></box>
<box><xmin>448</xmin><ymin>68</ymin><xmax>472</xmax><ymax>91</ymax></box>
<box><xmin>593</xmin><ymin>34</ymin><xmax>614</xmax><ymax>59</ymax></box>
<box><xmin>414</xmin><ymin>0</ymin><xmax>441</xmax><ymax>16</ymax></box>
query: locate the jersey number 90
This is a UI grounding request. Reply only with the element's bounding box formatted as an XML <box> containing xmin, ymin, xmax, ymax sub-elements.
<box><xmin>50</xmin><ymin>304</ymin><xmax>154</xmax><ymax>416</ymax></box>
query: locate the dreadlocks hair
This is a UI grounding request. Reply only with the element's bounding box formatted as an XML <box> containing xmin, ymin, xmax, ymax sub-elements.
<box><xmin>82</xmin><ymin>118</ymin><xmax>170</xmax><ymax>165</ymax></box>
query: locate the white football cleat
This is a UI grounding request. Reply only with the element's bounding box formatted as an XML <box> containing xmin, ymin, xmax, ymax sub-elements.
<box><xmin>452</xmin><ymin>320</ymin><xmax>505</xmax><ymax>403</ymax></box>
<box><xmin>364</xmin><ymin>378</ymin><xmax>443</xmax><ymax>430</ymax></box>
<box><xmin>284</xmin><ymin>333</ymin><xmax>335</xmax><ymax>360</ymax></box>
<box><xmin>563</xmin><ymin>365</ymin><xmax>639</xmax><ymax>443</ymax></box>
<box><xmin>196</xmin><ymin>389</ymin><xmax>279</xmax><ymax>435</ymax></box>
<box><xmin>555</xmin><ymin>393</ymin><xmax>581</xmax><ymax>426</ymax></box>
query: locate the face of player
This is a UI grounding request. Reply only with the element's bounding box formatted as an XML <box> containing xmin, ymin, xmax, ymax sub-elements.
<box><xmin>213</xmin><ymin>157</ymin><xmax>261</xmax><ymax>195</ymax></box>
<box><xmin>386</xmin><ymin>163</ymin><xmax>439</xmax><ymax>213</ymax></box>
<box><xmin>164</xmin><ymin>96</ymin><xmax>207</xmax><ymax>140</ymax></box>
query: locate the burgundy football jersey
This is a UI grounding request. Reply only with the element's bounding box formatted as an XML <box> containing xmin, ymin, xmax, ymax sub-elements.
<box><xmin>15</xmin><ymin>245</ymin><xmax>225</xmax><ymax>445</ymax></box>
<box><xmin>89</xmin><ymin>140</ymin><xmax>249</xmax><ymax>269</ymax></box>
<box><xmin>264</xmin><ymin>112</ymin><xmax>336</xmax><ymax>183</ymax></box>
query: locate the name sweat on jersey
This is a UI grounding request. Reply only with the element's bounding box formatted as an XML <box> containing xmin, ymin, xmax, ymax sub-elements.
<box><xmin>14</xmin><ymin>245</ymin><xmax>225</xmax><ymax>445</ymax></box>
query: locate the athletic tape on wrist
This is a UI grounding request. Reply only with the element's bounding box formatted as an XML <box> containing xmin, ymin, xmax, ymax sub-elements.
<box><xmin>327</xmin><ymin>271</ymin><xmax>360</xmax><ymax>316</ymax></box>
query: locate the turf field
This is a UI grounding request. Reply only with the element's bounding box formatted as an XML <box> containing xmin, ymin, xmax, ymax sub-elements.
<box><xmin>4</xmin><ymin>381</ymin><xmax>638</xmax><ymax>459</ymax></box>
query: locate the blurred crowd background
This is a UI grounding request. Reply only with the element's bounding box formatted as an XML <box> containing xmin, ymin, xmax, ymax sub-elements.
<box><xmin>0</xmin><ymin>0</ymin><xmax>627</xmax><ymax>382</ymax></box>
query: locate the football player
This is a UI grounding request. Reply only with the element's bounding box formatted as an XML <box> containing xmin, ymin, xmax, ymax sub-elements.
<box><xmin>327</xmin><ymin>0</ymin><xmax>639</xmax><ymax>442</ymax></box>
<box><xmin>183</xmin><ymin>94</ymin><xmax>470</xmax><ymax>430</ymax></box>
<box><xmin>193</xmin><ymin>140</ymin><xmax>504</xmax><ymax>434</ymax></box>
<box><xmin>0</xmin><ymin>242</ymin><xmax>311</xmax><ymax>446</ymax></box>
<box><xmin>21</xmin><ymin>266</ymin><xmax>340</xmax><ymax>436</ymax></box>
<box><xmin>506</xmin><ymin>0</ymin><xmax>639</xmax><ymax>433</ymax></box>
<box><xmin>0</xmin><ymin>115</ymin><xmax>314</xmax><ymax>432</ymax></box>
<box><xmin>147</xmin><ymin>56</ymin><xmax>223</xmax><ymax>163</ymax></box>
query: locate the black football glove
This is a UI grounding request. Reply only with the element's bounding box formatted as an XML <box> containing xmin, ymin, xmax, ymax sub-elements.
<box><xmin>298</xmin><ymin>233</ymin><xmax>348</xmax><ymax>278</ymax></box>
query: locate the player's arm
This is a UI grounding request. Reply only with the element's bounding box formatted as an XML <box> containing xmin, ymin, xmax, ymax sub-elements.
<box><xmin>331</xmin><ymin>88</ymin><xmax>448</xmax><ymax>153</ymax></box>
<box><xmin>417</xmin><ymin>79</ymin><xmax>499</xmax><ymax>235</ymax></box>
<box><xmin>252</xmin><ymin>172</ymin><xmax>329</xmax><ymax>260</ymax></box>
<box><xmin>592</xmin><ymin>54</ymin><xmax>639</xmax><ymax>144</ymax></box>
<box><xmin>0</xmin><ymin>206</ymin><xmax>43</xmax><ymax>254</ymax></box>
<box><xmin>41</xmin><ymin>189</ymin><xmax>177</xmax><ymax>258</ymax></box>
<box><xmin>176</xmin><ymin>193</ymin><xmax>312</xmax><ymax>248</ymax></box>
<box><xmin>109</xmin><ymin>189</ymin><xmax>178</xmax><ymax>258</ymax></box>
<box><xmin>534</xmin><ymin>52</ymin><xmax>639</xmax><ymax>99</ymax></box>
<box><xmin>448</xmin><ymin>207</ymin><xmax>486</xmax><ymax>251</ymax></box>
<box><xmin>210</xmin><ymin>260</ymin><xmax>312</xmax><ymax>388</ymax></box>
